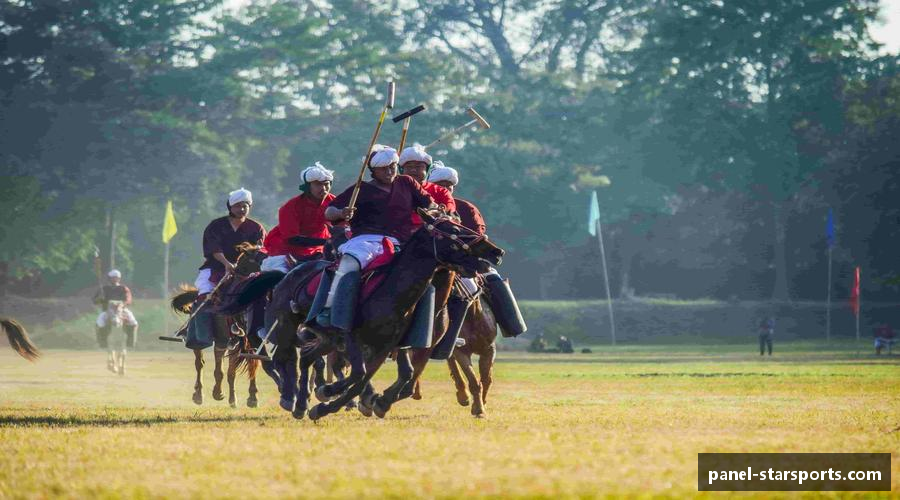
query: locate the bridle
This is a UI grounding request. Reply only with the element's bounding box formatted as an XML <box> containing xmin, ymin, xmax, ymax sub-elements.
<box><xmin>424</xmin><ymin>216</ymin><xmax>488</xmax><ymax>268</ymax></box>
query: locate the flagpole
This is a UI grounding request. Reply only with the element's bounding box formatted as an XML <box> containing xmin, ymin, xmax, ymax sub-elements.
<box><xmin>163</xmin><ymin>240</ymin><xmax>170</xmax><ymax>338</ymax></box>
<box><xmin>825</xmin><ymin>246</ymin><xmax>832</xmax><ymax>342</ymax></box>
<box><xmin>596</xmin><ymin>220</ymin><xmax>616</xmax><ymax>346</ymax></box>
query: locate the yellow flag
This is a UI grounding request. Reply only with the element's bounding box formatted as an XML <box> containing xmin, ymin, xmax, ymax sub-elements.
<box><xmin>162</xmin><ymin>200</ymin><xmax>178</xmax><ymax>243</ymax></box>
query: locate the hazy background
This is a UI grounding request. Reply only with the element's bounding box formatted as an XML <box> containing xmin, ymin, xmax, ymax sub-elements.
<box><xmin>2</xmin><ymin>0</ymin><xmax>899</xmax><ymax>307</ymax></box>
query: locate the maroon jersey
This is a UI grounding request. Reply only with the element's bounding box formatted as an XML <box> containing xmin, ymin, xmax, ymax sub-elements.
<box><xmin>200</xmin><ymin>216</ymin><xmax>266</xmax><ymax>273</ymax></box>
<box><xmin>330</xmin><ymin>175</ymin><xmax>434</xmax><ymax>241</ymax></box>
<box><xmin>455</xmin><ymin>198</ymin><xmax>486</xmax><ymax>235</ymax></box>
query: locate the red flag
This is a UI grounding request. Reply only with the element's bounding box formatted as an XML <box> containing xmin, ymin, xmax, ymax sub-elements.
<box><xmin>849</xmin><ymin>266</ymin><xmax>860</xmax><ymax>317</ymax></box>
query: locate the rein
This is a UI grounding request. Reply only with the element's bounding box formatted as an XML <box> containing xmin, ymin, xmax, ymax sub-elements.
<box><xmin>424</xmin><ymin>217</ymin><xmax>487</xmax><ymax>268</ymax></box>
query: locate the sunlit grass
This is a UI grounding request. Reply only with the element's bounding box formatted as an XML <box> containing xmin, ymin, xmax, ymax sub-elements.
<box><xmin>0</xmin><ymin>347</ymin><xmax>897</xmax><ymax>497</ymax></box>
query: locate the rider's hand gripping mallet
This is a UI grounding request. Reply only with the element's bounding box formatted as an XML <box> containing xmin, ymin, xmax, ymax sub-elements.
<box><xmin>240</xmin><ymin>319</ymin><xmax>279</xmax><ymax>361</ymax></box>
<box><xmin>424</xmin><ymin>107</ymin><xmax>490</xmax><ymax>150</ymax></box>
<box><xmin>347</xmin><ymin>81</ymin><xmax>395</xmax><ymax>212</ymax></box>
<box><xmin>393</xmin><ymin>104</ymin><xmax>426</xmax><ymax>152</ymax></box>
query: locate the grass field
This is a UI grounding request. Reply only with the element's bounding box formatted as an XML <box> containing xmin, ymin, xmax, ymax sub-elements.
<box><xmin>0</xmin><ymin>343</ymin><xmax>897</xmax><ymax>498</ymax></box>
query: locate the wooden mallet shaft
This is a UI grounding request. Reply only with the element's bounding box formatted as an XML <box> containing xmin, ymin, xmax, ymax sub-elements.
<box><xmin>348</xmin><ymin>82</ymin><xmax>395</xmax><ymax>211</ymax></box>
<box><xmin>424</xmin><ymin>107</ymin><xmax>490</xmax><ymax>150</ymax></box>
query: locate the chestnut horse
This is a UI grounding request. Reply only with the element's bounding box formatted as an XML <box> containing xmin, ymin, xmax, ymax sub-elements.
<box><xmin>1</xmin><ymin>317</ymin><xmax>40</xmax><ymax>361</ymax></box>
<box><xmin>169</xmin><ymin>244</ymin><xmax>267</xmax><ymax>407</ymax></box>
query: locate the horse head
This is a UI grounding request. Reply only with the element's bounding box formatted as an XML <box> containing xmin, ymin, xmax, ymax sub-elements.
<box><xmin>234</xmin><ymin>242</ymin><xmax>266</xmax><ymax>276</ymax></box>
<box><xmin>107</xmin><ymin>300</ymin><xmax>125</xmax><ymax>328</ymax></box>
<box><xmin>416</xmin><ymin>208</ymin><xmax>504</xmax><ymax>278</ymax></box>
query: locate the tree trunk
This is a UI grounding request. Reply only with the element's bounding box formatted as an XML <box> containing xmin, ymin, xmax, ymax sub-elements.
<box><xmin>771</xmin><ymin>201</ymin><xmax>790</xmax><ymax>301</ymax></box>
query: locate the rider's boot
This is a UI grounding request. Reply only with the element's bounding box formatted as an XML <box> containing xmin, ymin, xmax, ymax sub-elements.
<box><xmin>431</xmin><ymin>295</ymin><xmax>473</xmax><ymax>360</ymax></box>
<box><xmin>482</xmin><ymin>270</ymin><xmax>527</xmax><ymax>337</ymax></box>
<box><xmin>308</xmin><ymin>257</ymin><xmax>360</xmax><ymax>342</ymax></box>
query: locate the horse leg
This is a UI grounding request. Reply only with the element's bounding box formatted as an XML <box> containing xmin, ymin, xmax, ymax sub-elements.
<box><xmin>313</xmin><ymin>355</ymin><xmax>327</xmax><ymax>389</ymax></box>
<box><xmin>454</xmin><ymin>349</ymin><xmax>484</xmax><ymax>417</ymax></box>
<box><xmin>212</xmin><ymin>347</ymin><xmax>226</xmax><ymax>401</ymax></box>
<box><xmin>117</xmin><ymin>347</ymin><xmax>126</xmax><ymax>376</ymax></box>
<box><xmin>479</xmin><ymin>343</ymin><xmax>496</xmax><ymax>406</ymax></box>
<box><xmin>247</xmin><ymin>359</ymin><xmax>259</xmax><ymax>408</ymax></box>
<box><xmin>294</xmin><ymin>351</ymin><xmax>317</xmax><ymax>419</ymax></box>
<box><xmin>193</xmin><ymin>349</ymin><xmax>205</xmax><ymax>405</ymax></box>
<box><xmin>447</xmin><ymin>355</ymin><xmax>470</xmax><ymax>406</ymax></box>
<box><xmin>310</xmin><ymin>343</ymin><xmax>387</xmax><ymax>421</ymax></box>
<box><xmin>227</xmin><ymin>348</ymin><xmax>238</xmax><ymax>408</ymax></box>
<box><xmin>396</xmin><ymin>347</ymin><xmax>430</xmax><ymax>402</ymax></box>
<box><xmin>373</xmin><ymin>349</ymin><xmax>414</xmax><ymax>418</ymax></box>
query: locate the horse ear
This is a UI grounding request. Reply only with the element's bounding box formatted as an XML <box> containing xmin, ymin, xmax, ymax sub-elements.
<box><xmin>417</xmin><ymin>207</ymin><xmax>435</xmax><ymax>224</ymax></box>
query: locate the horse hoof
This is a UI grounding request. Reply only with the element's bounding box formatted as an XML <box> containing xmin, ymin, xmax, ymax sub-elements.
<box><xmin>411</xmin><ymin>392</ymin><xmax>422</xmax><ymax>400</ymax></box>
<box><xmin>373</xmin><ymin>399</ymin><xmax>388</xmax><ymax>419</ymax></box>
<box><xmin>229</xmin><ymin>400</ymin><xmax>237</xmax><ymax>409</ymax></box>
<box><xmin>471</xmin><ymin>406</ymin><xmax>485</xmax><ymax>418</ymax></box>
<box><xmin>212</xmin><ymin>389</ymin><xmax>225</xmax><ymax>401</ymax></box>
<box><xmin>279</xmin><ymin>397</ymin><xmax>295</xmax><ymax>412</ymax></box>
<box><xmin>314</xmin><ymin>385</ymin><xmax>332</xmax><ymax>403</ymax></box>
<box><xmin>308</xmin><ymin>404</ymin><xmax>326</xmax><ymax>421</ymax></box>
<box><xmin>473</xmin><ymin>412</ymin><xmax>486</xmax><ymax>419</ymax></box>
<box><xmin>344</xmin><ymin>399</ymin><xmax>357</xmax><ymax>411</ymax></box>
<box><xmin>456</xmin><ymin>394</ymin><xmax>470</xmax><ymax>407</ymax></box>
<box><xmin>357</xmin><ymin>401</ymin><xmax>373</xmax><ymax>418</ymax></box>
<box><xmin>247</xmin><ymin>397</ymin><xmax>258</xmax><ymax>408</ymax></box>
<box><xmin>192</xmin><ymin>392</ymin><xmax>203</xmax><ymax>405</ymax></box>
<box><xmin>292</xmin><ymin>406</ymin><xmax>307</xmax><ymax>420</ymax></box>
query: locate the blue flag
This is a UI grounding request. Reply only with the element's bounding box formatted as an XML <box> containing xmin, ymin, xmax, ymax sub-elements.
<box><xmin>588</xmin><ymin>191</ymin><xmax>600</xmax><ymax>236</ymax></box>
<box><xmin>826</xmin><ymin>208</ymin><xmax>835</xmax><ymax>248</ymax></box>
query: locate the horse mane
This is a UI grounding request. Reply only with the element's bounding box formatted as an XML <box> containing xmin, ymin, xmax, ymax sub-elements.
<box><xmin>170</xmin><ymin>284</ymin><xmax>199</xmax><ymax>314</ymax></box>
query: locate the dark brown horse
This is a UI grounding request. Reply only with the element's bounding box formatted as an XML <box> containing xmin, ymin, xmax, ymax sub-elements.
<box><xmin>1</xmin><ymin>317</ymin><xmax>40</xmax><ymax>361</ymax></box>
<box><xmin>169</xmin><ymin>244</ymin><xmax>267</xmax><ymax>407</ymax></box>
<box><xmin>306</xmin><ymin>210</ymin><xmax>504</xmax><ymax>421</ymax></box>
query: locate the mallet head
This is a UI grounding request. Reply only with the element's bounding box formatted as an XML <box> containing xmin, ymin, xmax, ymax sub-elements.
<box><xmin>466</xmin><ymin>107</ymin><xmax>490</xmax><ymax>129</ymax></box>
<box><xmin>392</xmin><ymin>104</ymin><xmax>426</xmax><ymax>123</ymax></box>
<box><xmin>386</xmin><ymin>81</ymin><xmax>395</xmax><ymax>109</ymax></box>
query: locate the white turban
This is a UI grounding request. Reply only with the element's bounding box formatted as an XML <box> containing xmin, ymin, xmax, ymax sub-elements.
<box><xmin>427</xmin><ymin>161</ymin><xmax>459</xmax><ymax>186</ymax></box>
<box><xmin>366</xmin><ymin>144</ymin><xmax>391</xmax><ymax>167</ymax></box>
<box><xmin>399</xmin><ymin>144</ymin><xmax>432</xmax><ymax>167</ymax></box>
<box><xmin>108</xmin><ymin>269</ymin><xmax>122</xmax><ymax>279</ymax></box>
<box><xmin>228</xmin><ymin>187</ymin><xmax>253</xmax><ymax>206</ymax></box>
<box><xmin>369</xmin><ymin>147</ymin><xmax>399</xmax><ymax>169</ymax></box>
<box><xmin>301</xmin><ymin>162</ymin><xmax>334</xmax><ymax>184</ymax></box>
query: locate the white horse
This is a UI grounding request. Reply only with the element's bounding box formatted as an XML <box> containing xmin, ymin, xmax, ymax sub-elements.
<box><xmin>96</xmin><ymin>300</ymin><xmax>137</xmax><ymax>375</ymax></box>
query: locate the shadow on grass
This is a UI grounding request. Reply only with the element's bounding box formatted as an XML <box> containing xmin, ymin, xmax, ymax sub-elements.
<box><xmin>0</xmin><ymin>413</ymin><xmax>276</xmax><ymax>428</ymax></box>
<box><xmin>495</xmin><ymin>355</ymin><xmax>898</xmax><ymax>365</ymax></box>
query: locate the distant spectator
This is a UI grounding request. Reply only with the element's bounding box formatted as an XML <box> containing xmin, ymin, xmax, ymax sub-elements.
<box><xmin>758</xmin><ymin>317</ymin><xmax>774</xmax><ymax>356</ymax></box>
<box><xmin>557</xmin><ymin>336</ymin><xmax>574</xmax><ymax>354</ymax></box>
<box><xmin>874</xmin><ymin>324</ymin><xmax>895</xmax><ymax>355</ymax></box>
<box><xmin>528</xmin><ymin>333</ymin><xmax>547</xmax><ymax>353</ymax></box>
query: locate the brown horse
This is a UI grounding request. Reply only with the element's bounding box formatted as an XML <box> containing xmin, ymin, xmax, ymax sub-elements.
<box><xmin>445</xmin><ymin>295</ymin><xmax>497</xmax><ymax>417</ymax></box>
<box><xmin>169</xmin><ymin>244</ymin><xmax>266</xmax><ymax>407</ymax></box>
<box><xmin>1</xmin><ymin>317</ymin><xmax>40</xmax><ymax>362</ymax></box>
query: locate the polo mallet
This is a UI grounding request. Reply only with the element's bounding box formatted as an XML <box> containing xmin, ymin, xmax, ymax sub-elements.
<box><xmin>158</xmin><ymin>276</ymin><xmax>229</xmax><ymax>342</ymax></box>
<box><xmin>392</xmin><ymin>104</ymin><xmax>426</xmax><ymax>153</ymax></box>
<box><xmin>347</xmin><ymin>81</ymin><xmax>395</xmax><ymax>212</ymax></box>
<box><xmin>424</xmin><ymin>107</ymin><xmax>491</xmax><ymax>150</ymax></box>
<box><xmin>240</xmin><ymin>319</ymin><xmax>279</xmax><ymax>361</ymax></box>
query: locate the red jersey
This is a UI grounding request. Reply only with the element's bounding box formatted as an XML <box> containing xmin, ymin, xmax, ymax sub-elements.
<box><xmin>330</xmin><ymin>175</ymin><xmax>434</xmax><ymax>242</ymax></box>
<box><xmin>410</xmin><ymin>182</ymin><xmax>455</xmax><ymax>228</ymax></box>
<box><xmin>264</xmin><ymin>193</ymin><xmax>335</xmax><ymax>258</ymax></box>
<box><xmin>455</xmin><ymin>198</ymin><xmax>486</xmax><ymax>235</ymax></box>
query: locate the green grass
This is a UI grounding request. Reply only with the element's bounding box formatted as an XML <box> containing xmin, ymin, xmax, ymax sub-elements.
<box><xmin>1</xmin><ymin>344</ymin><xmax>898</xmax><ymax>498</ymax></box>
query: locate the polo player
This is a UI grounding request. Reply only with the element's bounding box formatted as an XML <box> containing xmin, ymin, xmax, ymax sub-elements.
<box><xmin>94</xmin><ymin>269</ymin><xmax>138</xmax><ymax>348</ymax></box>
<box><xmin>195</xmin><ymin>187</ymin><xmax>266</xmax><ymax>296</ymax></box>
<box><xmin>426</xmin><ymin>164</ymin><xmax>526</xmax><ymax>358</ymax></box>
<box><xmin>261</xmin><ymin>162</ymin><xmax>335</xmax><ymax>274</ymax></box>
<box><xmin>307</xmin><ymin>146</ymin><xmax>436</xmax><ymax>336</ymax></box>
<box><xmin>398</xmin><ymin>144</ymin><xmax>456</xmax><ymax>225</ymax></box>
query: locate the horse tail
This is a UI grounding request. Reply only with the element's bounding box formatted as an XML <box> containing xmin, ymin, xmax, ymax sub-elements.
<box><xmin>218</xmin><ymin>271</ymin><xmax>285</xmax><ymax>315</ymax></box>
<box><xmin>2</xmin><ymin>317</ymin><xmax>40</xmax><ymax>362</ymax></box>
<box><xmin>227</xmin><ymin>336</ymin><xmax>251</xmax><ymax>374</ymax></box>
<box><xmin>171</xmin><ymin>284</ymin><xmax>199</xmax><ymax>315</ymax></box>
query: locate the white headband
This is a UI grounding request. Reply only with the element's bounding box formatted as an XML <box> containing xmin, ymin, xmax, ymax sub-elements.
<box><xmin>399</xmin><ymin>144</ymin><xmax>432</xmax><ymax>167</ymax></box>
<box><xmin>369</xmin><ymin>148</ymin><xmax>399</xmax><ymax>169</ymax></box>
<box><xmin>301</xmin><ymin>162</ymin><xmax>334</xmax><ymax>184</ymax></box>
<box><xmin>427</xmin><ymin>161</ymin><xmax>459</xmax><ymax>186</ymax></box>
<box><xmin>108</xmin><ymin>269</ymin><xmax>121</xmax><ymax>279</ymax></box>
<box><xmin>228</xmin><ymin>187</ymin><xmax>252</xmax><ymax>206</ymax></box>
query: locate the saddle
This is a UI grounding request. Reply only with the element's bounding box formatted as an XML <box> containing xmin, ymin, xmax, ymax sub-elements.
<box><xmin>301</xmin><ymin>237</ymin><xmax>397</xmax><ymax>305</ymax></box>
